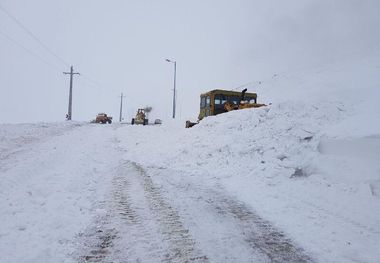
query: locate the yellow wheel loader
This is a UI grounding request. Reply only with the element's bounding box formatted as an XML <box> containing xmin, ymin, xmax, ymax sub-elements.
<box><xmin>131</xmin><ymin>109</ymin><xmax>149</xmax><ymax>125</ymax></box>
<box><xmin>185</xmin><ymin>89</ymin><xmax>266</xmax><ymax>128</ymax></box>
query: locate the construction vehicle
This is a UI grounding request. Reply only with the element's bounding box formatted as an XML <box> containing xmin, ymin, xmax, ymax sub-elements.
<box><xmin>131</xmin><ymin>109</ymin><xmax>148</xmax><ymax>125</ymax></box>
<box><xmin>95</xmin><ymin>113</ymin><xmax>112</xmax><ymax>124</ymax></box>
<box><xmin>186</xmin><ymin>89</ymin><xmax>266</xmax><ymax>128</ymax></box>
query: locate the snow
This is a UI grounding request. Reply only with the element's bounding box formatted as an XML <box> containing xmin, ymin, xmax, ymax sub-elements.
<box><xmin>116</xmin><ymin>56</ymin><xmax>380</xmax><ymax>262</ymax></box>
<box><xmin>0</xmin><ymin>123</ymin><xmax>120</xmax><ymax>262</ymax></box>
<box><xmin>118</xmin><ymin>104</ymin><xmax>380</xmax><ymax>262</ymax></box>
<box><xmin>1</xmin><ymin>55</ymin><xmax>380</xmax><ymax>262</ymax></box>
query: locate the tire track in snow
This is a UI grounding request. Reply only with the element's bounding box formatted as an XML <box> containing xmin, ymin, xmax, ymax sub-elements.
<box><xmin>78</xmin><ymin>162</ymin><xmax>163</xmax><ymax>262</ymax></box>
<box><xmin>206</xmin><ymin>189</ymin><xmax>314</xmax><ymax>262</ymax></box>
<box><xmin>152</xmin><ymin>170</ymin><xmax>314</xmax><ymax>263</ymax></box>
<box><xmin>78</xmin><ymin>161</ymin><xmax>208</xmax><ymax>262</ymax></box>
<box><xmin>131</xmin><ymin>162</ymin><xmax>208</xmax><ymax>262</ymax></box>
<box><xmin>77</xmin><ymin>218</ymin><xmax>117</xmax><ymax>263</ymax></box>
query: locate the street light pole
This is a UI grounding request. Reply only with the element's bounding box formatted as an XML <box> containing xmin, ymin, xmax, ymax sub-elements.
<box><xmin>166</xmin><ymin>59</ymin><xmax>177</xmax><ymax>119</ymax></box>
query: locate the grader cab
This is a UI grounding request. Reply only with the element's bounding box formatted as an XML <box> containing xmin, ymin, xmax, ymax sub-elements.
<box><xmin>186</xmin><ymin>89</ymin><xmax>266</xmax><ymax>128</ymax></box>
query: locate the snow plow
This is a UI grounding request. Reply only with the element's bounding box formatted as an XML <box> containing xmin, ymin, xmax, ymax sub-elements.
<box><xmin>185</xmin><ymin>89</ymin><xmax>266</xmax><ymax>128</ymax></box>
<box><xmin>131</xmin><ymin>109</ymin><xmax>148</xmax><ymax>125</ymax></box>
<box><xmin>94</xmin><ymin>113</ymin><xmax>112</xmax><ymax>124</ymax></box>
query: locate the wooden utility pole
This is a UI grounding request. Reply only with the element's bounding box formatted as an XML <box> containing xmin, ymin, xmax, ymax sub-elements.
<box><xmin>63</xmin><ymin>66</ymin><xmax>80</xmax><ymax>120</ymax></box>
<box><xmin>119</xmin><ymin>93</ymin><xmax>126</xmax><ymax>122</ymax></box>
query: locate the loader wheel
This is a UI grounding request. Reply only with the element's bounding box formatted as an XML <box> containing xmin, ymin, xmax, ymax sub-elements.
<box><xmin>108</xmin><ymin>120</ymin><xmax>112</xmax><ymax>124</ymax></box>
<box><xmin>131</xmin><ymin>118</ymin><xmax>135</xmax><ymax>125</ymax></box>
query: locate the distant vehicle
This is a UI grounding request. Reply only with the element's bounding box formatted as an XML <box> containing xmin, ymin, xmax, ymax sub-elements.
<box><xmin>186</xmin><ymin>89</ymin><xmax>266</xmax><ymax>128</ymax></box>
<box><xmin>154</xmin><ymin>119</ymin><xmax>162</xmax><ymax>125</ymax></box>
<box><xmin>131</xmin><ymin>109</ymin><xmax>148</xmax><ymax>125</ymax></box>
<box><xmin>95</xmin><ymin>113</ymin><xmax>112</xmax><ymax>124</ymax></box>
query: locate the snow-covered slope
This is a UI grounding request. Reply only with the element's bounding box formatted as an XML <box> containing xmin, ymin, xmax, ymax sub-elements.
<box><xmin>0</xmin><ymin>55</ymin><xmax>379</xmax><ymax>262</ymax></box>
<box><xmin>118</xmin><ymin>56</ymin><xmax>380</xmax><ymax>262</ymax></box>
<box><xmin>0</xmin><ymin>123</ymin><xmax>122</xmax><ymax>262</ymax></box>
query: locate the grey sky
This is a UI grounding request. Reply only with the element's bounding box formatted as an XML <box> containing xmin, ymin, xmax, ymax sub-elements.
<box><xmin>1</xmin><ymin>0</ymin><xmax>379</xmax><ymax>123</ymax></box>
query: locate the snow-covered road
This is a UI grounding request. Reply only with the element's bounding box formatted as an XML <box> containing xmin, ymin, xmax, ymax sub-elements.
<box><xmin>78</xmin><ymin>160</ymin><xmax>312</xmax><ymax>263</ymax></box>
<box><xmin>0</xmin><ymin>123</ymin><xmax>314</xmax><ymax>262</ymax></box>
<box><xmin>1</xmin><ymin>123</ymin><xmax>122</xmax><ymax>262</ymax></box>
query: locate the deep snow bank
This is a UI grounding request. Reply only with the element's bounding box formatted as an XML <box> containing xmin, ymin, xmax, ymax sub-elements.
<box><xmin>120</xmin><ymin>56</ymin><xmax>380</xmax><ymax>262</ymax></box>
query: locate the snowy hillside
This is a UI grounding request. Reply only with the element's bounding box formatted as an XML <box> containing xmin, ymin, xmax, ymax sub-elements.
<box><xmin>120</xmin><ymin>107</ymin><xmax>380</xmax><ymax>262</ymax></box>
<box><xmin>117</xmin><ymin>56</ymin><xmax>380</xmax><ymax>262</ymax></box>
<box><xmin>1</xmin><ymin>56</ymin><xmax>380</xmax><ymax>262</ymax></box>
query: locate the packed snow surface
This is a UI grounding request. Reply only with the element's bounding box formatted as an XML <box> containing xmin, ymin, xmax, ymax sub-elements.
<box><xmin>0</xmin><ymin>58</ymin><xmax>379</xmax><ymax>262</ymax></box>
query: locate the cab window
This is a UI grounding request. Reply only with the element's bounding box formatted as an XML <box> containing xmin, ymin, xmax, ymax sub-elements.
<box><xmin>232</xmin><ymin>96</ymin><xmax>240</xmax><ymax>104</ymax></box>
<box><xmin>200</xmin><ymin>96</ymin><xmax>206</xmax><ymax>108</ymax></box>
<box><xmin>206</xmin><ymin>96</ymin><xmax>210</xmax><ymax>106</ymax></box>
<box><xmin>215</xmin><ymin>94</ymin><xmax>226</xmax><ymax>105</ymax></box>
<box><xmin>245</xmin><ymin>97</ymin><xmax>257</xmax><ymax>103</ymax></box>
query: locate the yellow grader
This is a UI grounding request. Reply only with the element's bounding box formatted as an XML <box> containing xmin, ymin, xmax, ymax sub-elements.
<box><xmin>186</xmin><ymin>88</ymin><xmax>266</xmax><ymax>128</ymax></box>
<box><xmin>131</xmin><ymin>109</ymin><xmax>149</xmax><ymax>125</ymax></box>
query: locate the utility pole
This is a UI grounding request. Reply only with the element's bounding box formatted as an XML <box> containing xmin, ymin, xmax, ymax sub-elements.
<box><xmin>165</xmin><ymin>59</ymin><xmax>177</xmax><ymax>119</ymax></box>
<box><xmin>119</xmin><ymin>92</ymin><xmax>126</xmax><ymax>122</ymax></box>
<box><xmin>173</xmin><ymin>61</ymin><xmax>177</xmax><ymax>119</ymax></box>
<box><xmin>63</xmin><ymin>66</ymin><xmax>80</xmax><ymax>120</ymax></box>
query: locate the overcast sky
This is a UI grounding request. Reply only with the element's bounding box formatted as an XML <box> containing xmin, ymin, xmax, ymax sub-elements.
<box><xmin>1</xmin><ymin>0</ymin><xmax>379</xmax><ymax>123</ymax></box>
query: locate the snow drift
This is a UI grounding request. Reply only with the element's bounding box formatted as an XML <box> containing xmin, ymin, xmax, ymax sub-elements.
<box><xmin>120</xmin><ymin>55</ymin><xmax>380</xmax><ymax>262</ymax></box>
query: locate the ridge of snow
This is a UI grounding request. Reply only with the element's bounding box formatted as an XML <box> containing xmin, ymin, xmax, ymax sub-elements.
<box><xmin>119</xmin><ymin>57</ymin><xmax>380</xmax><ymax>262</ymax></box>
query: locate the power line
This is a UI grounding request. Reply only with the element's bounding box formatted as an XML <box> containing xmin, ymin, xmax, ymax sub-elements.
<box><xmin>0</xmin><ymin>29</ymin><xmax>63</xmax><ymax>72</ymax></box>
<box><xmin>0</xmin><ymin>3</ymin><xmax>70</xmax><ymax>67</ymax></box>
<box><xmin>80</xmin><ymin>73</ymin><xmax>105</xmax><ymax>89</ymax></box>
<box><xmin>0</xmin><ymin>4</ymin><xmax>110</xmax><ymax>95</ymax></box>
